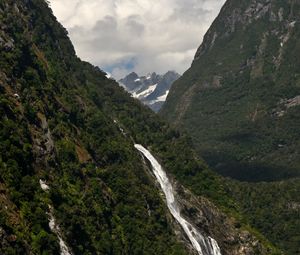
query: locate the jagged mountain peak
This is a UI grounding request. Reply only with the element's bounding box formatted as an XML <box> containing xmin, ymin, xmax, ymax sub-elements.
<box><xmin>119</xmin><ymin>71</ymin><xmax>180</xmax><ymax>112</ymax></box>
<box><xmin>127</xmin><ymin>71</ymin><xmax>139</xmax><ymax>78</ymax></box>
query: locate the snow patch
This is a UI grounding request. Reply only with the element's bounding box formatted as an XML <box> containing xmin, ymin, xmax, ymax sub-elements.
<box><xmin>157</xmin><ymin>90</ymin><xmax>169</xmax><ymax>102</ymax></box>
<box><xmin>105</xmin><ymin>72</ymin><xmax>112</xmax><ymax>79</ymax></box>
<box><xmin>289</xmin><ymin>21</ymin><xmax>296</xmax><ymax>28</ymax></box>
<box><xmin>149</xmin><ymin>90</ymin><xmax>169</xmax><ymax>105</ymax></box>
<box><xmin>132</xmin><ymin>84</ymin><xmax>157</xmax><ymax>99</ymax></box>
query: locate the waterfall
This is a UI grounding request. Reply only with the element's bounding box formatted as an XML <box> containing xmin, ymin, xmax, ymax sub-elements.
<box><xmin>39</xmin><ymin>180</ymin><xmax>73</xmax><ymax>255</ymax></box>
<box><xmin>134</xmin><ymin>145</ymin><xmax>222</xmax><ymax>255</ymax></box>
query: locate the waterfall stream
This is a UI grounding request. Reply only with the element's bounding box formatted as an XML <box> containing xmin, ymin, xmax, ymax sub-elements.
<box><xmin>39</xmin><ymin>180</ymin><xmax>73</xmax><ymax>255</ymax></box>
<box><xmin>134</xmin><ymin>144</ymin><xmax>222</xmax><ymax>255</ymax></box>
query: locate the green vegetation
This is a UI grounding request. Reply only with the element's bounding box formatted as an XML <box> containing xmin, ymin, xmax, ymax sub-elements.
<box><xmin>161</xmin><ymin>1</ymin><xmax>300</xmax><ymax>254</ymax></box>
<box><xmin>228</xmin><ymin>179</ymin><xmax>300</xmax><ymax>255</ymax></box>
<box><xmin>0</xmin><ymin>0</ymin><xmax>292</xmax><ymax>254</ymax></box>
<box><xmin>0</xmin><ymin>1</ymin><xmax>188</xmax><ymax>254</ymax></box>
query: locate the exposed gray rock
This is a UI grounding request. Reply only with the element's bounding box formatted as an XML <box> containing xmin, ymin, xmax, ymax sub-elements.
<box><xmin>173</xmin><ymin>183</ymin><xmax>271</xmax><ymax>255</ymax></box>
<box><xmin>287</xmin><ymin>202</ymin><xmax>300</xmax><ymax>211</ymax></box>
<box><xmin>212</xmin><ymin>75</ymin><xmax>222</xmax><ymax>88</ymax></box>
<box><xmin>285</xmin><ymin>95</ymin><xmax>300</xmax><ymax>108</ymax></box>
<box><xmin>278</xmin><ymin>7</ymin><xmax>284</xmax><ymax>22</ymax></box>
<box><xmin>274</xmin><ymin>95</ymin><xmax>300</xmax><ymax>117</ymax></box>
<box><xmin>119</xmin><ymin>71</ymin><xmax>180</xmax><ymax>112</ymax></box>
<box><xmin>4</xmin><ymin>39</ymin><xmax>14</xmax><ymax>51</ymax></box>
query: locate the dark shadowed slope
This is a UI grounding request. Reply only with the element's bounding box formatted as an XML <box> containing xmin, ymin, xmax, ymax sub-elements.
<box><xmin>161</xmin><ymin>0</ymin><xmax>300</xmax><ymax>254</ymax></box>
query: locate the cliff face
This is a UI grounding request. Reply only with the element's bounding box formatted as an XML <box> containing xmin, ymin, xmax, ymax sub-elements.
<box><xmin>161</xmin><ymin>0</ymin><xmax>300</xmax><ymax>254</ymax></box>
<box><xmin>0</xmin><ymin>0</ymin><xmax>281</xmax><ymax>254</ymax></box>
<box><xmin>162</xmin><ymin>0</ymin><xmax>300</xmax><ymax>182</ymax></box>
<box><xmin>173</xmin><ymin>182</ymin><xmax>274</xmax><ymax>255</ymax></box>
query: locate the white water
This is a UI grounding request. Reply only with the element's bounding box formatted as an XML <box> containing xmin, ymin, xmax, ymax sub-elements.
<box><xmin>48</xmin><ymin>205</ymin><xmax>73</xmax><ymax>255</ymax></box>
<box><xmin>39</xmin><ymin>179</ymin><xmax>50</xmax><ymax>191</ymax></box>
<box><xmin>134</xmin><ymin>145</ymin><xmax>222</xmax><ymax>255</ymax></box>
<box><xmin>39</xmin><ymin>180</ymin><xmax>73</xmax><ymax>255</ymax></box>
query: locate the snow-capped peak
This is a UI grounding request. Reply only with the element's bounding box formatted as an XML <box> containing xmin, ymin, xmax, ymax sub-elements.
<box><xmin>118</xmin><ymin>71</ymin><xmax>180</xmax><ymax>112</ymax></box>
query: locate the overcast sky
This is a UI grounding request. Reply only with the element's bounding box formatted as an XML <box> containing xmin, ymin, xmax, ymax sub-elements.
<box><xmin>49</xmin><ymin>0</ymin><xmax>226</xmax><ymax>79</ymax></box>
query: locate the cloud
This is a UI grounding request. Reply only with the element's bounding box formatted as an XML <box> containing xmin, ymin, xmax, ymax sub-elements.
<box><xmin>49</xmin><ymin>0</ymin><xmax>226</xmax><ymax>79</ymax></box>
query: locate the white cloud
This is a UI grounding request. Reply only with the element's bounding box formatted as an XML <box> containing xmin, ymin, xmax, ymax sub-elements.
<box><xmin>49</xmin><ymin>0</ymin><xmax>226</xmax><ymax>79</ymax></box>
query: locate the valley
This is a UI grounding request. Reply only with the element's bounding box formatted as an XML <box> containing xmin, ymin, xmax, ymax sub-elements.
<box><xmin>0</xmin><ymin>0</ymin><xmax>299</xmax><ymax>255</ymax></box>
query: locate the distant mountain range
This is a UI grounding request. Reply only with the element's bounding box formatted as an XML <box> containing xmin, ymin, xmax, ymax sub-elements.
<box><xmin>119</xmin><ymin>71</ymin><xmax>180</xmax><ymax>112</ymax></box>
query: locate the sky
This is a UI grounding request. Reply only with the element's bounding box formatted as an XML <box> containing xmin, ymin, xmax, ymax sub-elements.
<box><xmin>49</xmin><ymin>0</ymin><xmax>226</xmax><ymax>79</ymax></box>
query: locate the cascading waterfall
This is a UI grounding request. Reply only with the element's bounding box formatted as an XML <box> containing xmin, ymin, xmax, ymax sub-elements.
<box><xmin>134</xmin><ymin>144</ymin><xmax>222</xmax><ymax>255</ymax></box>
<box><xmin>39</xmin><ymin>180</ymin><xmax>73</xmax><ymax>255</ymax></box>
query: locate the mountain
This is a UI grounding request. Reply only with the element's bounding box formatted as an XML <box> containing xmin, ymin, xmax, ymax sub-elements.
<box><xmin>0</xmin><ymin>0</ymin><xmax>283</xmax><ymax>254</ymax></box>
<box><xmin>119</xmin><ymin>71</ymin><xmax>180</xmax><ymax>112</ymax></box>
<box><xmin>161</xmin><ymin>0</ymin><xmax>300</xmax><ymax>254</ymax></box>
<box><xmin>161</xmin><ymin>0</ymin><xmax>300</xmax><ymax>182</ymax></box>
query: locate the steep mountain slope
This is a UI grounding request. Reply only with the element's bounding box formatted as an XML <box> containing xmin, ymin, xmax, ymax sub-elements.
<box><xmin>119</xmin><ymin>71</ymin><xmax>180</xmax><ymax>112</ymax></box>
<box><xmin>162</xmin><ymin>0</ymin><xmax>300</xmax><ymax>182</ymax></box>
<box><xmin>0</xmin><ymin>0</ymin><xmax>283</xmax><ymax>254</ymax></box>
<box><xmin>0</xmin><ymin>2</ymin><xmax>188</xmax><ymax>254</ymax></box>
<box><xmin>161</xmin><ymin>0</ymin><xmax>300</xmax><ymax>254</ymax></box>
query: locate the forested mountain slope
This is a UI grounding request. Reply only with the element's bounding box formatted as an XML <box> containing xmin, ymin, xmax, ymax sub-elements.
<box><xmin>162</xmin><ymin>0</ymin><xmax>300</xmax><ymax>182</ymax></box>
<box><xmin>161</xmin><ymin>0</ymin><xmax>300</xmax><ymax>254</ymax></box>
<box><xmin>0</xmin><ymin>0</ymin><xmax>280</xmax><ymax>254</ymax></box>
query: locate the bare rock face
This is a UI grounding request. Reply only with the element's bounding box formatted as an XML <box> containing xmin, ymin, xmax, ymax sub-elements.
<box><xmin>173</xmin><ymin>183</ymin><xmax>272</xmax><ymax>255</ymax></box>
<box><xmin>194</xmin><ymin>0</ymin><xmax>296</xmax><ymax>68</ymax></box>
<box><xmin>273</xmin><ymin>95</ymin><xmax>300</xmax><ymax>117</ymax></box>
<box><xmin>139</xmin><ymin>148</ymin><xmax>276</xmax><ymax>255</ymax></box>
<box><xmin>119</xmin><ymin>71</ymin><xmax>180</xmax><ymax>112</ymax></box>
